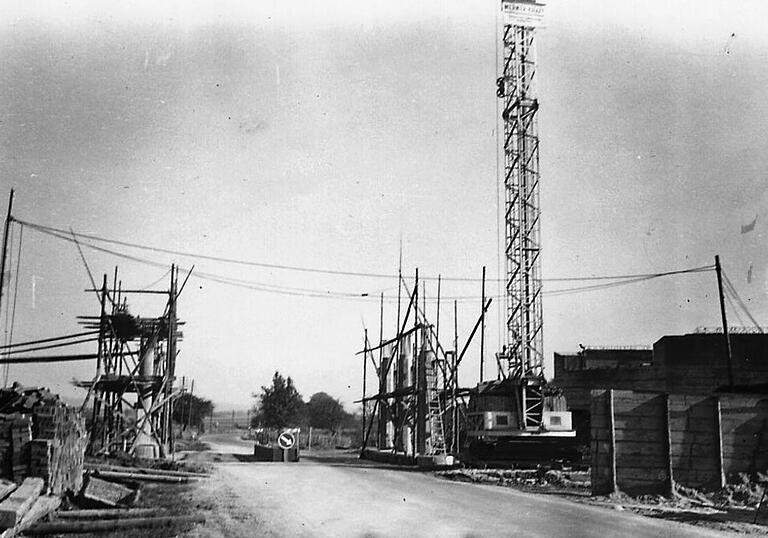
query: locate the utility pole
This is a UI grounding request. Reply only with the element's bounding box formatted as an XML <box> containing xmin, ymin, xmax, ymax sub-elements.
<box><xmin>0</xmin><ymin>189</ymin><xmax>14</xmax><ymax>387</ymax></box>
<box><xmin>480</xmin><ymin>266</ymin><xmax>486</xmax><ymax>383</ymax></box>
<box><xmin>453</xmin><ymin>300</ymin><xmax>459</xmax><ymax>453</ymax></box>
<box><xmin>0</xmin><ymin>190</ymin><xmax>15</xmax><ymax>340</ymax></box>
<box><xmin>187</xmin><ymin>379</ymin><xmax>194</xmax><ymax>431</ymax></box>
<box><xmin>714</xmin><ymin>255</ymin><xmax>734</xmax><ymax>389</ymax></box>
<box><xmin>362</xmin><ymin>328</ymin><xmax>367</xmax><ymax>447</ymax></box>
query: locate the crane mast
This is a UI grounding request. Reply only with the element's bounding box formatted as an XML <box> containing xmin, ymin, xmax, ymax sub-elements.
<box><xmin>498</xmin><ymin>0</ymin><xmax>545</xmax><ymax>428</ymax></box>
<box><xmin>459</xmin><ymin>2</ymin><xmax>576</xmax><ymax>453</ymax></box>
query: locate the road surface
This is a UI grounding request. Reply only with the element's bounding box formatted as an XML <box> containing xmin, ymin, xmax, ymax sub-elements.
<box><xmin>188</xmin><ymin>433</ymin><xmax>736</xmax><ymax>538</ymax></box>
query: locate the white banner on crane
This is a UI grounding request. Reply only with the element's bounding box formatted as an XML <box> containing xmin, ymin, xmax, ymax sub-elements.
<box><xmin>501</xmin><ymin>1</ymin><xmax>545</xmax><ymax>27</ymax></box>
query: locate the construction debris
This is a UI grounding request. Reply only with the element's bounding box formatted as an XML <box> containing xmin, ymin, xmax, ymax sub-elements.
<box><xmin>436</xmin><ymin>468</ymin><xmax>591</xmax><ymax>491</ymax></box>
<box><xmin>90</xmin><ymin>470</ymin><xmax>197</xmax><ymax>483</ymax></box>
<box><xmin>0</xmin><ymin>477</ymin><xmax>43</xmax><ymax>528</ymax></box>
<box><xmin>84</xmin><ymin>462</ymin><xmax>209</xmax><ymax>478</ymax></box>
<box><xmin>24</xmin><ymin>514</ymin><xmax>206</xmax><ymax>535</ymax></box>
<box><xmin>80</xmin><ymin>475</ymin><xmax>135</xmax><ymax>507</ymax></box>
<box><xmin>57</xmin><ymin>508</ymin><xmax>167</xmax><ymax>519</ymax></box>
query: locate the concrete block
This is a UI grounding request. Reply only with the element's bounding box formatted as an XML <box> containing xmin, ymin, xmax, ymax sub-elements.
<box><xmin>81</xmin><ymin>476</ymin><xmax>134</xmax><ymax>507</ymax></box>
<box><xmin>0</xmin><ymin>477</ymin><xmax>43</xmax><ymax>528</ymax></box>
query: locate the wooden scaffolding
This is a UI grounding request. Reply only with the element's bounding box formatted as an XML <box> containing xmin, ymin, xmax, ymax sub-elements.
<box><xmin>77</xmin><ymin>265</ymin><xmax>187</xmax><ymax>458</ymax></box>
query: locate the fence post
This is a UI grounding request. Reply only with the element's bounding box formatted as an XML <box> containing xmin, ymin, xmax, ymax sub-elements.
<box><xmin>715</xmin><ymin>395</ymin><xmax>725</xmax><ymax>488</ymax></box>
<box><xmin>607</xmin><ymin>389</ymin><xmax>617</xmax><ymax>494</ymax></box>
<box><xmin>664</xmin><ymin>393</ymin><xmax>675</xmax><ymax>496</ymax></box>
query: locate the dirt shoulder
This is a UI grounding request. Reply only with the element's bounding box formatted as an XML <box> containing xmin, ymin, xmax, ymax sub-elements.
<box><xmin>436</xmin><ymin>468</ymin><xmax>767</xmax><ymax>536</ymax></box>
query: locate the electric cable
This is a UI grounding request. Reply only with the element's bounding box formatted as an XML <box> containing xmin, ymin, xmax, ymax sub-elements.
<box><xmin>20</xmin><ymin>218</ymin><xmax>716</xmax><ymax>303</ymax></box>
<box><xmin>723</xmin><ymin>288</ymin><xmax>747</xmax><ymax>328</ymax></box>
<box><xmin>15</xmin><ymin>218</ymin><xmax>711</xmax><ymax>284</ymax></box>
<box><xmin>0</xmin><ymin>330</ymin><xmax>100</xmax><ymax>350</ymax></box>
<box><xmin>545</xmin><ymin>265</ymin><xmax>713</xmax><ymax>297</ymax></box>
<box><xmin>722</xmin><ymin>271</ymin><xmax>763</xmax><ymax>332</ymax></box>
<box><xmin>0</xmin><ymin>336</ymin><xmax>100</xmax><ymax>355</ymax></box>
<box><xmin>139</xmin><ymin>268</ymin><xmax>172</xmax><ymax>291</ymax></box>
<box><xmin>22</xmin><ymin>225</ymin><xmax>408</xmax><ymax>301</ymax></box>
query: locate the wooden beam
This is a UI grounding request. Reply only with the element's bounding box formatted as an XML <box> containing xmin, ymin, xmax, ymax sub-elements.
<box><xmin>25</xmin><ymin>515</ymin><xmax>206</xmax><ymax>535</ymax></box>
<box><xmin>56</xmin><ymin>508</ymin><xmax>167</xmax><ymax>520</ymax></box>
<box><xmin>92</xmin><ymin>470</ymin><xmax>197</xmax><ymax>483</ymax></box>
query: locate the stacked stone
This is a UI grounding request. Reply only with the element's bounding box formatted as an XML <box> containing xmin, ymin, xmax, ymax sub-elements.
<box><xmin>0</xmin><ymin>414</ymin><xmax>32</xmax><ymax>483</ymax></box>
<box><xmin>29</xmin><ymin>402</ymin><xmax>86</xmax><ymax>495</ymax></box>
<box><xmin>9</xmin><ymin>417</ymin><xmax>31</xmax><ymax>482</ymax></box>
<box><xmin>0</xmin><ymin>385</ymin><xmax>86</xmax><ymax>496</ymax></box>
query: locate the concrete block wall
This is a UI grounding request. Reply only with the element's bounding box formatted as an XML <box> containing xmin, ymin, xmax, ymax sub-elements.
<box><xmin>668</xmin><ymin>394</ymin><xmax>720</xmax><ymax>488</ymax></box>
<box><xmin>591</xmin><ymin>390</ymin><xmax>670</xmax><ymax>495</ymax></box>
<box><xmin>591</xmin><ymin>389</ymin><xmax>768</xmax><ymax>495</ymax></box>
<box><xmin>720</xmin><ymin>395</ymin><xmax>768</xmax><ymax>475</ymax></box>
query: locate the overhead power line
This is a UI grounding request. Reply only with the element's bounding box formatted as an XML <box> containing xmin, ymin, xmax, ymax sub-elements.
<box><xmin>722</xmin><ymin>271</ymin><xmax>763</xmax><ymax>332</ymax></box>
<box><xmin>545</xmin><ymin>265</ymin><xmax>714</xmax><ymax>297</ymax></box>
<box><xmin>14</xmin><ymin>218</ymin><xmax>707</xmax><ymax>284</ymax></box>
<box><xmin>0</xmin><ymin>336</ymin><xmax>99</xmax><ymax>355</ymax></box>
<box><xmin>0</xmin><ymin>330</ymin><xmax>100</xmax><ymax>350</ymax></box>
<box><xmin>19</xmin><ymin>218</ymin><xmax>715</xmax><ymax>303</ymax></box>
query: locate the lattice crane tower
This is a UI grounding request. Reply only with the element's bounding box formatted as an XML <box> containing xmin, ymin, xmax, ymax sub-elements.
<box><xmin>498</xmin><ymin>1</ymin><xmax>545</xmax><ymax>379</ymax></box>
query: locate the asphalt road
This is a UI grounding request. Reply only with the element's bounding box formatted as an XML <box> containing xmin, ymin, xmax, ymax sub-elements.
<box><xmin>196</xmin><ymin>433</ymin><xmax>735</xmax><ymax>538</ymax></box>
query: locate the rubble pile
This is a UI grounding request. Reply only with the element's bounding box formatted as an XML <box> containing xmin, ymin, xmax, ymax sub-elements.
<box><xmin>676</xmin><ymin>473</ymin><xmax>768</xmax><ymax>509</ymax></box>
<box><xmin>436</xmin><ymin>468</ymin><xmax>591</xmax><ymax>490</ymax></box>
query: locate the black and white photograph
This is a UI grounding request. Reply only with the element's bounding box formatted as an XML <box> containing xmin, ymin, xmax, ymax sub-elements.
<box><xmin>0</xmin><ymin>0</ymin><xmax>766</xmax><ymax>536</ymax></box>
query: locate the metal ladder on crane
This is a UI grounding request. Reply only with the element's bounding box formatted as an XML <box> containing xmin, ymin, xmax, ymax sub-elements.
<box><xmin>424</xmin><ymin>356</ymin><xmax>446</xmax><ymax>456</ymax></box>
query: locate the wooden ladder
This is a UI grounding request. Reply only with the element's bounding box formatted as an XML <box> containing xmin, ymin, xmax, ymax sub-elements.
<box><xmin>425</xmin><ymin>358</ymin><xmax>446</xmax><ymax>456</ymax></box>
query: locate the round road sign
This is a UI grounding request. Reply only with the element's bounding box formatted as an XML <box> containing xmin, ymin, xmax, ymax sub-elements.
<box><xmin>277</xmin><ymin>431</ymin><xmax>296</xmax><ymax>450</ymax></box>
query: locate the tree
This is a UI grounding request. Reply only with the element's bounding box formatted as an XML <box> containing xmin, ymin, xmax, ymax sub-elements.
<box><xmin>252</xmin><ymin>371</ymin><xmax>305</xmax><ymax>429</ymax></box>
<box><xmin>306</xmin><ymin>392</ymin><xmax>349</xmax><ymax>433</ymax></box>
<box><xmin>172</xmin><ymin>393</ymin><xmax>214</xmax><ymax>432</ymax></box>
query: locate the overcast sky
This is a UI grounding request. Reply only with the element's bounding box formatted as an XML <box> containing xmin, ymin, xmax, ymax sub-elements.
<box><xmin>1</xmin><ymin>0</ymin><xmax>767</xmax><ymax>410</ymax></box>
